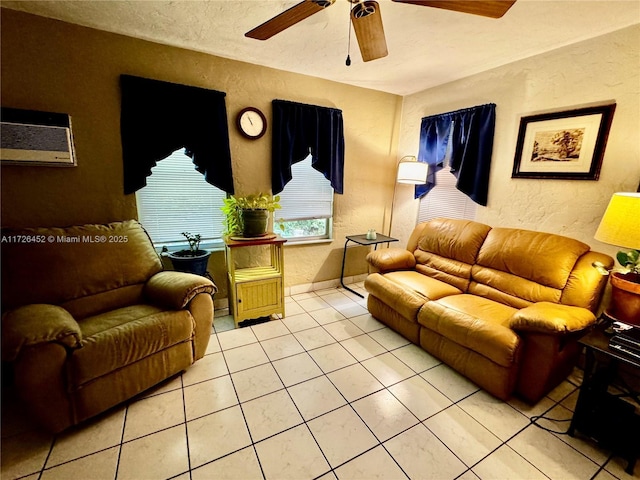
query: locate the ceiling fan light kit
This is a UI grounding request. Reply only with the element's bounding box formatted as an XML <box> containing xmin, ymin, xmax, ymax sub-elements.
<box><xmin>351</xmin><ymin>1</ymin><xmax>388</xmax><ymax>62</ymax></box>
<box><xmin>245</xmin><ymin>0</ymin><xmax>517</xmax><ymax>63</ymax></box>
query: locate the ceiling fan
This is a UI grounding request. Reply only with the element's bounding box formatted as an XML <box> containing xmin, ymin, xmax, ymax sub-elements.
<box><xmin>245</xmin><ymin>0</ymin><xmax>517</xmax><ymax>63</ymax></box>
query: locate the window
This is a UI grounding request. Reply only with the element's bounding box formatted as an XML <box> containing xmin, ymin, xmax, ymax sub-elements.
<box><xmin>416</xmin><ymin>104</ymin><xmax>495</xmax><ymax>206</ymax></box>
<box><xmin>417</xmin><ymin>134</ymin><xmax>476</xmax><ymax>224</ymax></box>
<box><xmin>273</xmin><ymin>154</ymin><xmax>334</xmax><ymax>241</ymax></box>
<box><xmin>417</xmin><ymin>167</ymin><xmax>477</xmax><ymax>223</ymax></box>
<box><xmin>136</xmin><ymin>149</ymin><xmax>226</xmax><ymax>248</ymax></box>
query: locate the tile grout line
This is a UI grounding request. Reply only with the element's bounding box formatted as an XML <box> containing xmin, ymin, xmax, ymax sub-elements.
<box><xmin>288</xmin><ymin>295</ymin><xmax>581</xmax><ymax>479</ymax></box>
<box><xmin>178</xmin><ymin>373</ymin><xmax>194</xmax><ymax>480</ymax></box>
<box><xmin>266</xmin><ymin>313</ymin><xmax>382</xmax><ymax>478</ymax></box>
<box><xmin>113</xmin><ymin>402</ymin><xmax>129</xmax><ymax>480</ymax></box>
<box><xmin>218</xmin><ymin>326</ymin><xmax>269</xmax><ymax>480</ymax></box>
<box><xmin>8</xmin><ymin>288</ymin><xmax>605</xmax><ymax>480</ymax></box>
<box><xmin>248</xmin><ymin>305</ymin><xmax>336</xmax><ymax>479</ymax></box>
<box><xmin>280</xmin><ymin>297</ymin><xmax>425</xmax><ymax>478</ymax></box>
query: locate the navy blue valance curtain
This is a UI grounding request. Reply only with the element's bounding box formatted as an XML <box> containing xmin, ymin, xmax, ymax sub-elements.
<box><xmin>272</xmin><ymin>99</ymin><xmax>344</xmax><ymax>195</ymax></box>
<box><xmin>416</xmin><ymin>103</ymin><xmax>496</xmax><ymax>206</ymax></box>
<box><xmin>120</xmin><ymin>75</ymin><xmax>234</xmax><ymax>195</ymax></box>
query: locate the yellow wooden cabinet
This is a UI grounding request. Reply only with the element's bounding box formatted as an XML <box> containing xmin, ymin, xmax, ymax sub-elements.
<box><xmin>224</xmin><ymin>235</ymin><xmax>286</xmax><ymax>326</ymax></box>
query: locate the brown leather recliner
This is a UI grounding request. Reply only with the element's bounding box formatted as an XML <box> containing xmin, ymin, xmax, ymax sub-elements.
<box><xmin>365</xmin><ymin>218</ymin><xmax>613</xmax><ymax>403</ymax></box>
<box><xmin>1</xmin><ymin>220</ymin><xmax>217</xmax><ymax>432</ymax></box>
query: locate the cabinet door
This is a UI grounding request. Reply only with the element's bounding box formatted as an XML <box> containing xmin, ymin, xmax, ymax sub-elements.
<box><xmin>236</xmin><ymin>278</ymin><xmax>283</xmax><ymax>321</ymax></box>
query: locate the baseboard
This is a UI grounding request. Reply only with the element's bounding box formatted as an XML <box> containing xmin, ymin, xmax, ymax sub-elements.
<box><xmin>213</xmin><ymin>273</ymin><xmax>368</xmax><ymax>311</ymax></box>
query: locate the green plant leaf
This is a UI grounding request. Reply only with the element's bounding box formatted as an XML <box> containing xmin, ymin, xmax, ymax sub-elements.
<box><xmin>220</xmin><ymin>193</ymin><xmax>282</xmax><ymax>235</ymax></box>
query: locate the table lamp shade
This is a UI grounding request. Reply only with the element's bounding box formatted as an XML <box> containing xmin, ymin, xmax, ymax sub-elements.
<box><xmin>397</xmin><ymin>159</ymin><xmax>428</xmax><ymax>185</ymax></box>
<box><xmin>594</xmin><ymin>192</ymin><xmax>640</xmax><ymax>250</ymax></box>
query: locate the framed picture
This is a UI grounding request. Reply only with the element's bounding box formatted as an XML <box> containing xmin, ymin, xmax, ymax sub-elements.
<box><xmin>0</xmin><ymin>107</ymin><xmax>77</xmax><ymax>167</ymax></box>
<box><xmin>512</xmin><ymin>103</ymin><xmax>615</xmax><ymax>180</ymax></box>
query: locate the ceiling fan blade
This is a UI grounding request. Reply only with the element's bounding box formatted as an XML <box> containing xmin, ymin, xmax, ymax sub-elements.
<box><xmin>351</xmin><ymin>1</ymin><xmax>388</xmax><ymax>62</ymax></box>
<box><xmin>246</xmin><ymin>0</ymin><xmax>336</xmax><ymax>40</ymax></box>
<box><xmin>391</xmin><ymin>0</ymin><xmax>516</xmax><ymax>19</ymax></box>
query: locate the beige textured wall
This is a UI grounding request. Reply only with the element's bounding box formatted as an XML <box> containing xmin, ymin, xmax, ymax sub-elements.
<box><xmin>0</xmin><ymin>9</ymin><xmax>402</xmax><ymax>294</ymax></box>
<box><xmin>396</xmin><ymin>25</ymin><xmax>640</xmax><ymax>262</ymax></box>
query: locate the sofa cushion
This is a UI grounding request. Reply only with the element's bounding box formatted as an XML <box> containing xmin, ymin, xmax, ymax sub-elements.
<box><xmin>365</xmin><ymin>271</ymin><xmax>461</xmax><ymax>322</ymax></box>
<box><xmin>418</xmin><ymin>294</ymin><xmax>520</xmax><ymax>368</ymax></box>
<box><xmin>413</xmin><ymin>218</ymin><xmax>492</xmax><ymax>291</ymax></box>
<box><xmin>469</xmin><ymin>268</ymin><xmax>557</xmax><ymax>309</ymax></box>
<box><xmin>69</xmin><ymin>305</ymin><xmax>193</xmax><ymax>386</ymax></box>
<box><xmin>470</xmin><ymin>228</ymin><xmax>590</xmax><ymax>307</ymax></box>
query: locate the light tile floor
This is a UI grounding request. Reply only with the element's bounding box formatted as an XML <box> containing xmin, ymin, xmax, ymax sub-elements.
<box><xmin>2</xmin><ymin>282</ymin><xmax>638</xmax><ymax>480</ymax></box>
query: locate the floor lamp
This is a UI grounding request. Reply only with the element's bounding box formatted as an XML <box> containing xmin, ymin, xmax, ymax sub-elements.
<box><xmin>388</xmin><ymin>156</ymin><xmax>429</xmax><ymax>237</ymax></box>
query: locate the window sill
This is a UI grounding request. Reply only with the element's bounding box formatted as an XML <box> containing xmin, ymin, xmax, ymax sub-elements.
<box><xmin>156</xmin><ymin>237</ymin><xmax>334</xmax><ymax>253</ymax></box>
<box><xmin>282</xmin><ymin>238</ymin><xmax>334</xmax><ymax>247</ymax></box>
<box><xmin>154</xmin><ymin>240</ymin><xmax>225</xmax><ymax>255</ymax></box>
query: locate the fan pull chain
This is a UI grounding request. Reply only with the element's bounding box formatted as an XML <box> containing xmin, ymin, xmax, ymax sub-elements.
<box><xmin>346</xmin><ymin>2</ymin><xmax>352</xmax><ymax>66</ymax></box>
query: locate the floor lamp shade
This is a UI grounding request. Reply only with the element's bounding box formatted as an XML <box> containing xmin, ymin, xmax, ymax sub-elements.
<box><xmin>397</xmin><ymin>159</ymin><xmax>428</xmax><ymax>184</ymax></box>
<box><xmin>594</xmin><ymin>192</ymin><xmax>640</xmax><ymax>249</ymax></box>
<box><xmin>388</xmin><ymin>157</ymin><xmax>428</xmax><ymax>236</ymax></box>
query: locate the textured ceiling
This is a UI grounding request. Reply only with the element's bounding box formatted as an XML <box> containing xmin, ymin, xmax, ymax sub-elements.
<box><xmin>2</xmin><ymin>0</ymin><xmax>639</xmax><ymax>95</ymax></box>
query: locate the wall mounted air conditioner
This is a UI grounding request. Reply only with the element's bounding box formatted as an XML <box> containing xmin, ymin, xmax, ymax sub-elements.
<box><xmin>1</xmin><ymin>107</ymin><xmax>77</xmax><ymax>167</ymax></box>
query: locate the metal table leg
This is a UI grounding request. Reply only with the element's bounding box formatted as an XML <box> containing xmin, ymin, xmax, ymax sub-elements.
<box><xmin>340</xmin><ymin>238</ymin><xmax>364</xmax><ymax>298</ymax></box>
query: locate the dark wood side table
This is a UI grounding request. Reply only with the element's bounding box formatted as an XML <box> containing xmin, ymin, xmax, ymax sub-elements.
<box><xmin>568</xmin><ymin>325</ymin><xmax>640</xmax><ymax>474</ymax></box>
<box><xmin>340</xmin><ymin>233</ymin><xmax>398</xmax><ymax>298</ymax></box>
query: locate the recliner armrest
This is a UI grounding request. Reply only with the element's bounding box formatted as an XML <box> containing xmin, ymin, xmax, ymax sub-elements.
<box><xmin>144</xmin><ymin>271</ymin><xmax>217</xmax><ymax>310</ymax></box>
<box><xmin>1</xmin><ymin>304</ymin><xmax>82</xmax><ymax>362</ymax></box>
<box><xmin>510</xmin><ymin>302</ymin><xmax>596</xmax><ymax>334</ymax></box>
<box><xmin>366</xmin><ymin>248</ymin><xmax>416</xmax><ymax>273</ymax></box>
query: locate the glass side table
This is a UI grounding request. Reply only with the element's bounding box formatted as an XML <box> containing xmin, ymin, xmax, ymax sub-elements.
<box><xmin>340</xmin><ymin>233</ymin><xmax>398</xmax><ymax>298</ymax></box>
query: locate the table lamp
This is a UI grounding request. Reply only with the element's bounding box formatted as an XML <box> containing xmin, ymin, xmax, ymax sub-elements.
<box><xmin>594</xmin><ymin>192</ymin><xmax>640</xmax><ymax>325</ymax></box>
<box><xmin>388</xmin><ymin>156</ymin><xmax>428</xmax><ymax>236</ymax></box>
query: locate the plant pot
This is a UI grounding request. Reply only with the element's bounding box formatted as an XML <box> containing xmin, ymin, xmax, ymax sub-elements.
<box><xmin>241</xmin><ymin>209</ymin><xmax>269</xmax><ymax>237</ymax></box>
<box><xmin>168</xmin><ymin>249</ymin><xmax>211</xmax><ymax>277</ymax></box>
<box><xmin>606</xmin><ymin>272</ymin><xmax>640</xmax><ymax>326</ymax></box>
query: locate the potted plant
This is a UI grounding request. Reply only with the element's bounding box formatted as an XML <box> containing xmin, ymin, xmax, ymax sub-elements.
<box><xmin>164</xmin><ymin>232</ymin><xmax>211</xmax><ymax>277</ymax></box>
<box><xmin>593</xmin><ymin>249</ymin><xmax>640</xmax><ymax>325</ymax></box>
<box><xmin>221</xmin><ymin>193</ymin><xmax>281</xmax><ymax>237</ymax></box>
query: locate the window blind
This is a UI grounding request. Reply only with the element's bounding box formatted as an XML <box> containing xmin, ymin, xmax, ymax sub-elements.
<box><xmin>136</xmin><ymin>149</ymin><xmax>226</xmax><ymax>245</ymax></box>
<box><xmin>278</xmin><ymin>155</ymin><xmax>334</xmax><ymax>221</ymax></box>
<box><xmin>417</xmin><ymin>168</ymin><xmax>477</xmax><ymax>224</ymax></box>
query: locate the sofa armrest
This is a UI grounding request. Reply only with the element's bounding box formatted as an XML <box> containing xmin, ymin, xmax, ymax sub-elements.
<box><xmin>366</xmin><ymin>248</ymin><xmax>416</xmax><ymax>273</ymax></box>
<box><xmin>2</xmin><ymin>304</ymin><xmax>82</xmax><ymax>362</ymax></box>
<box><xmin>144</xmin><ymin>271</ymin><xmax>217</xmax><ymax>310</ymax></box>
<box><xmin>510</xmin><ymin>302</ymin><xmax>596</xmax><ymax>335</ymax></box>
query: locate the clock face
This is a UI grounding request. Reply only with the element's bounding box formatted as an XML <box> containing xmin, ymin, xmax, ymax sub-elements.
<box><xmin>237</xmin><ymin>107</ymin><xmax>266</xmax><ymax>139</ymax></box>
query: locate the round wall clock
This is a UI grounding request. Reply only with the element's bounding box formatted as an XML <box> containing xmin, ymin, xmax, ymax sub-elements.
<box><xmin>236</xmin><ymin>107</ymin><xmax>267</xmax><ymax>139</ymax></box>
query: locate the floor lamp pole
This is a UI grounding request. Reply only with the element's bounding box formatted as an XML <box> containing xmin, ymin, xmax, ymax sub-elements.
<box><xmin>387</xmin><ymin>178</ymin><xmax>400</xmax><ymax>237</ymax></box>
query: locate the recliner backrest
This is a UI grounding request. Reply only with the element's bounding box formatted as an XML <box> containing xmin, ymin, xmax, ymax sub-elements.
<box><xmin>411</xmin><ymin>218</ymin><xmax>492</xmax><ymax>292</ymax></box>
<box><xmin>1</xmin><ymin>220</ymin><xmax>162</xmax><ymax>318</ymax></box>
<box><xmin>469</xmin><ymin>227</ymin><xmax>592</xmax><ymax>309</ymax></box>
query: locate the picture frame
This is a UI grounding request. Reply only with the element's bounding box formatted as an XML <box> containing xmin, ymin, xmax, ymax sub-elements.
<box><xmin>0</xmin><ymin>107</ymin><xmax>77</xmax><ymax>167</ymax></box>
<box><xmin>512</xmin><ymin>103</ymin><xmax>615</xmax><ymax>180</ymax></box>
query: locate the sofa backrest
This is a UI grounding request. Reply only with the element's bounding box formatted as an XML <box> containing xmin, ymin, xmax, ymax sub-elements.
<box><xmin>469</xmin><ymin>227</ymin><xmax>602</xmax><ymax>310</ymax></box>
<box><xmin>1</xmin><ymin>220</ymin><xmax>163</xmax><ymax>318</ymax></box>
<box><xmin>410</xmin><ymin>218</ymin><xmax>492</xmax><ymax>292</ymax></box>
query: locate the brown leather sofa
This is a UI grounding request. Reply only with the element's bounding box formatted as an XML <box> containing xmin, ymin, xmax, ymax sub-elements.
<box><xmin>1</xmin><ymin>220</ymin><xmax>217</xmax><ymax>432</ymax></box>
<box><xmin>365</xmin><ymin>218</ymin><xmax>613</xmax><ymax>403</ymax></box>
